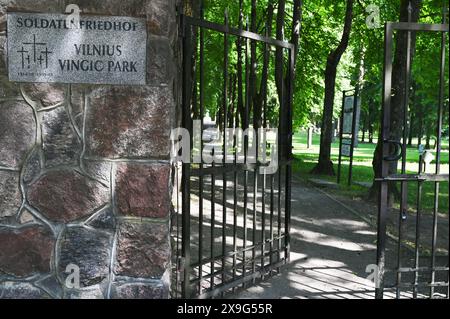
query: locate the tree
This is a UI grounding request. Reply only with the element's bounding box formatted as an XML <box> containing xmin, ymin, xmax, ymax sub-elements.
<box><xmin>275</xmin><ymin>0</ymin><xmax>303</xmax><ymax>127</ymax></box>
<box><xmin>193</xmin><ymin>0</ymin><xmax>302</xmax><ymax>133</ymax></box>
<box><xmin>311</xmin><ymin>0</ymin><xmax>354</xmax><ymax>176</ymax></box>
<box><xmin>370</xmin><ymin>0</ymin><xmax>422</xmax><ymax>200</ymax></box>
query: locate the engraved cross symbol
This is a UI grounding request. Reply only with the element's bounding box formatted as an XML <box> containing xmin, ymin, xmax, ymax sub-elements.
<box><xmin>23</xmin><ymin>35</ymin><xmax>46</xmax><ymax>63</ymax></box>
<box><xmin>17</xmin><ymin>47</ymin><xmax>30</xmax><ymax>69</ymax></box>
<box><xmin>40</xmin><ymin>47</ymin><xmax>53</xmax><ymax>68</ymax></box>
<box><xmin>18</xmin><ymin>34</ymin><xmax>52</xmax><ymax>69</ymax></box>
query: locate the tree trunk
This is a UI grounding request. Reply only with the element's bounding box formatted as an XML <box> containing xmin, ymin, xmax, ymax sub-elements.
<box><xmin>408</xmin><ymin>110</ymin><xmax>415</xmax><ymax>146</ymax></box>
<box><xmin>253</xmin><ymin>4</ymin><xmax>274</xmax><ymax>130</ymax></box>
<box><xmin>237</xmin><ymin>0</ymin><xmax>245</xmax><ymax>128</ymax></box>
<box><xmin>275</xmin><ymin>0</ymin><xmax>302</xmax><ymax>98</ymax></box>
<box><xmin>369</xmin><ymin>0</ymin><xmax>421</xmax><ymax>200</ymax></box>
<box><xmin>275</xmin><ymin>0</ymin><xmax>286</xmax><ymax>103</ymax></box>
<box><xmin>311</xmin><ymin>0</ymin><xmax>354</xmax><ymax>176</ymax></box>
<box><xmin>217</xmin><ymin>95</ymin><xmax>223</xmax><ymax>132</ymax></box>
<box><xmin>249</xmin><ymin>0</ymin><xmax>258</xmax><ymax>128</ymax></box>
<box><xmin>418</xmin><ymin>115</ymin><xmax>423</xmax><ymax>146</ymax></box>
<box><xmin>274</xmin><ymin>0</ymin><xmax>302</xmax><ymax>160</ymax></box>
<box><xmin>184</xmin><ymin>0</ymin><xmax>201</xmax><ymax>121</ymax></box>
<box><xmin>425</xmin><ymin>131</ymin><xmax>431</xmax><ymax>149</ymax></box>
<box><xmin>307</xmin><ymin>127</ymin><xmax>313</xmax><ymax>149</ymax></box>
<box><xmin>362</xmin><ymin>112</ymin><xmax>368</xmax><ymax>143</ymax></box>
<box><xmin>228</xmin><ymin>74</ymin><xmax>236</xmax><ymax>128</ymax></box>
<box><xmin>290</xmin><ymin>0</ymin><xmax>303</xmax><ymax>64</ymax></box>
<box><xmin>192</xmin><ymin>77</ymin><xmax>198</xmax><ymax>119</ymax></box>
<box><xmin>408</xmin><ymin>81</ymin><xmax>417</xmax><ymax>146</ymax></box>
<box><xmin>368</xmin><ymin>96</ymin><xmax>375</xmax><ymax>144</ymax></box>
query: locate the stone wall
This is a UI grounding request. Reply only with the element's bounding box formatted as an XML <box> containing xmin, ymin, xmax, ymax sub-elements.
<box><xmin>0</xmin><ymin>0</ymin><xmax>177</xmax><ymax>299</ymax></box>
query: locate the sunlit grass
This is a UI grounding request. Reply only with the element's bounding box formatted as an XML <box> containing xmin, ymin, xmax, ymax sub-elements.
<box><xmin>292</xmin><ymin>131</ymin><xmax>449</xmax><ymax>214</ymax></box>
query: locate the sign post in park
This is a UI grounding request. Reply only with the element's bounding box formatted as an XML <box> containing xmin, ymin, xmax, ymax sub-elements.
<box><xmin>337</xmin><ymin>87</ymin><xmax>361</xmax><ymax>185</ymax></box>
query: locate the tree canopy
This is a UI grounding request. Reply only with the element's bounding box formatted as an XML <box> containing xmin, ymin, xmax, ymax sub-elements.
<box><xmin>187</xmin><ymin>0</ymin><xmax>448</xmax><ymax>185</ymax></box>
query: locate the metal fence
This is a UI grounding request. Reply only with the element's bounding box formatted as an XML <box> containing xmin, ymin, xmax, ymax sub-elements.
<box><xmin>376</xmin><ymin>18</ymin><xmax>449</xmax><ymax>299</ymax></box>
<box><xmin>171</xmin><ymin>13</ymin><xmax>295</xmax><ymax>299</ymax></box>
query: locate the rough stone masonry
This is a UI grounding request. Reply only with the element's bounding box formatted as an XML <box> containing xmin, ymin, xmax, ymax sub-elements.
<box><xmin>0</xmin><ymin>0</ymin><xmax>178</xmax><ymax>299</ymax></box>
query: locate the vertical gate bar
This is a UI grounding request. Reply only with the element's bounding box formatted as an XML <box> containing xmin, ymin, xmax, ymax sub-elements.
<box><xmin>232</xmin><ymin>40</ymin><xmax>239</xmax><ymax>291</ymax></box>
<box><xmin>446</xmin><ymin>7</ymin><xmax>450</xmax><ymax>300</ymax></box>
<box><xmin>376</xmin><ymin>23</ymin><xmax>394</xmax><ymax>300</ymax></box>
<box><xmin>198</xmin><ymin>3</ymin><xmax>205</xmax><ymax>294</ymax></box>
<box><xmin>429</xmin><ymin>113</ymin><xmax>440</xmax><ymax>299</ymax></box>
<box><xmin>210</xmin><ymin>32</ymin><xmax>216</xmax><ymax>293</ymax></box>
<box><xmin>210</xmin><ymin>155</ymin><xmax>216</xmax><ymax>291</ymax></box>
<box><xmin>261</xmin><ymin>168</ymin><xmax>266</xmax><ymax>278</ymax></box>
<box><xmin>440</xmin><ymin>6</ymin><xmax>450</xmax><ymax>299</ymax></box>
<box><xmin>396</xmin><ymin>19</ymin><xmax>412</xmax><ymax>299</ymax></box>
<box><xmin>189</xmin><ymin>25</ymin><xmax>201</xmax><ymax>296</ymax></box>
<box><xmin>251</xmin><ymin>36</ymin><xmax>258</xmax><ymax>283</ymax></box>
<box><xmin>348</xmin><ymin>85</ymin><xmax>359</xmax><ymax>186</ymax></box>
<box><xmin>260</xmin><ymin>25</ymin><xmax>269</xmax><ymax>280</ymax></box>
<box><xmin>175</xmin><ymin>162</ymin><xmax>180</xmax><ymax>297</ymax></box>
<box><xmin>234</xmin><ymin>1</ymin><xmax>244</xmax><ymax>288</ymax></box>
<box><xmin>430</xmin><ymin>15</ymin><xmax>446</xmax><ymax>298</ymax></box>
<box><xmin>277</xmin><ymin>57</ymin><xmax>284</xmax><ymax>270</ymax></box>
<box><xmin>249</xmin><ymin>5</ymin><xmax>258</xmax><ymax>283</ymax></box>
<box><xmin>232</xmin><ymin>124</ymin><xmax>238</xmax><ymax>288</ymax></box>
<box><xmin>174</xmin><ymin>8</ymin><xmax>183</xmax><ymax>293</ymax></box>
<box><xmin>181</xmin><ymin>18</ymin><xmax>193</xmax><ymax>299</ymax></box>
<box><xmin>269</xmin><ymin>171</ymin><xmax>275</xmax><ymax>275</ymax></box>
<box><xmin>446</xmin><ymin>4</ymin><xmax>449</xmax><ymax>299</ymax></box>
<box><xmin>249</xmin><ymin>0</ymin><xmax>258</xmax><ymax>283</ymax></box>
<box><xmin>177</xmin><ymin>11</ymin><xmax>183</xmax><ymax>298</ymax></box>
<box><xmin>277</xmin><ymin>162</ymin><xmax>282</xmax><ymax>268</ymax></box>
<box><xmin>267</xmin><ymin>40</ymin><xmax>275</xmax><ymax>278</ymax></box>
<box><xmin>396</xmin><ymin>179</ymin><xmax>408</xmax><ymax>299</ymax></box>
<box><xmin>190</xmin><ymin>39</ymin><xmax>198</xmax><ymax>293</ymax></box>
<box><xmin>285</xmin><ymin>164</ymin><xmax>292</xmax><ymax>262</ymax></box>
<box><xmin>285</xmin><ymin>47</ymin><xmax>294</xmax><ymax>262</ymax></box>
<box><xmin>413</xmin><ymin>179</ymin><xmax>423</xmax><ymax>298</ymax></box>
<box><xmin>232</xmin><ymin>99</ymin><xmax>238</xmax><ymax>290</ymax></box>
<box><xmin>242</xmin><ymin>18</ymin><xmax>250</xmax><ymax>288</ymax></box>
<box><xmin>337</xmin><ymin>91</ymin><xmax>346</xmax><ymax>184</ymax></box>
<box><xmin>222</xmin><ymin>10</ymin><xmax>229</xmax><ymax>293</ymax></box>
<box><xmin>252</xmin><ymin>98</ymin><xmax>258</xmax><ymax>283</ymax></box>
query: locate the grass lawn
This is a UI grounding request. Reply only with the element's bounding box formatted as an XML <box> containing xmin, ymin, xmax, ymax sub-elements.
<box><xmin>292</xmin><ymin>131</ymin><xmax>449</xmax><ymax>214</ymax></box>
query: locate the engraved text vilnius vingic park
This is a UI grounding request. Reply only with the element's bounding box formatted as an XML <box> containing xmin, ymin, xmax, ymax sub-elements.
<box><xmin>7</xmin><ymin>12</ymin><xmax>147</xmax><ymax>85</ymax></box>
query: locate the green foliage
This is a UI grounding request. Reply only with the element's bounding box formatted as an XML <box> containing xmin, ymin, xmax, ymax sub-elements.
<box><xmin>355</xmin><ymin>0</ymin><xmax>448</xmax><ymax>145</ymax></box>
<box><xmin>293</xmin><ymin>131</ymin><xmax>449</xmax><ymax>213</ymax></box>
<box><xmin>197</xmin><ymin>0</ymin><xmax>448</xmax><ymax>136</ymax></box>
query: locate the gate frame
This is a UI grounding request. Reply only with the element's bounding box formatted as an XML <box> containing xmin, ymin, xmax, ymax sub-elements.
<box><xmin>376</xmin><ymin>21</ymin><xmax>449</xmax><ymax>299</ymax></box>
<box><xmin>178</xmin><ymin>14</ymin><xmax>295</xmax><ymax>299</ymax></box>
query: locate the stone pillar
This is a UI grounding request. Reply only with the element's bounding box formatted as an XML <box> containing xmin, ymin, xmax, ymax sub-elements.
<box><xmin>0</xmin><ymin>0</ymin><xmax>177</xmax><ymax>299</ymax></box>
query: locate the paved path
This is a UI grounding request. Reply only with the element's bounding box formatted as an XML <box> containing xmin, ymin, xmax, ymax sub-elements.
<box><xmin>236</xmin><ymin>178</ymin><xmax>448</xmax><ymax>299</ymax></box>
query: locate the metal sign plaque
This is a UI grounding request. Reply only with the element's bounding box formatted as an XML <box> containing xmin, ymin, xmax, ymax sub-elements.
<box><xmin>7</xmin><ymin>12</ymin><xmax>147</xmax><ymax>85</ymax></box>
<box><xmin>343</xmin><ymin>96</ymin><xmax>353</xmax><ymax>134</ymax></box>
<box><xmin>341</xmin><ymin>138</ymin><xmax>352</xmax><ymax>157</ymax></box>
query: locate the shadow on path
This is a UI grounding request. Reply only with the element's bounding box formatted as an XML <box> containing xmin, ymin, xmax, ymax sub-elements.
<box><xmin>235</xmin><ymin>179</ymin><xmax>449</xmax><ymax>299</ymax></box>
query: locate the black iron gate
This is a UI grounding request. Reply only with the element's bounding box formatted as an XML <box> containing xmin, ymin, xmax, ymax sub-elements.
<box><xmin>376</xmin><ymin>19</ymin><xmax>449</xmax><ymax>299</ymax></box>
<box><xmin>172</xmin><ymin>13</ymin><xmax>295</xmax><ymax>299</ymax></box>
